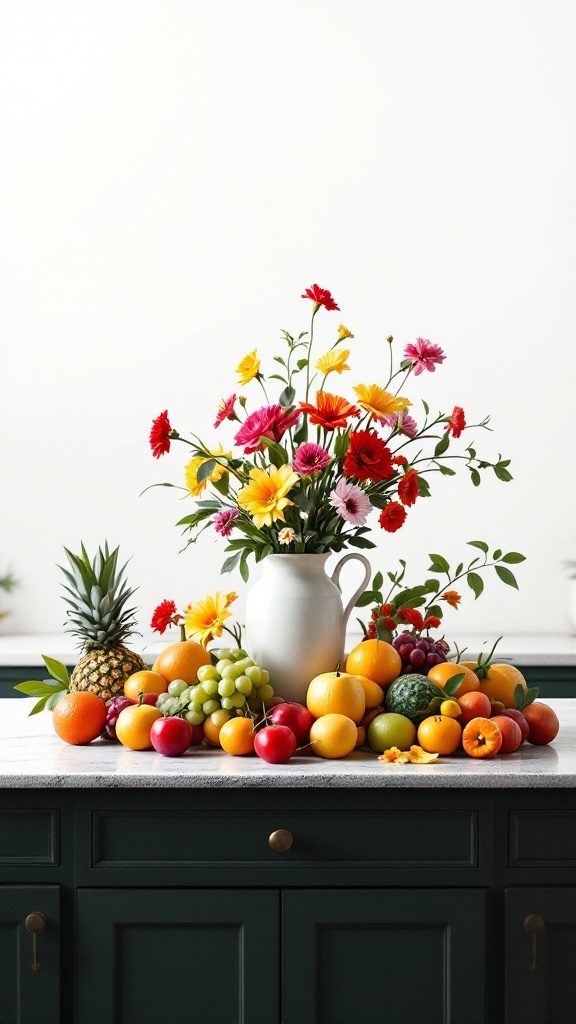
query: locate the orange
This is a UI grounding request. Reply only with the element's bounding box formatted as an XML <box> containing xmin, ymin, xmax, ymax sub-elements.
<box><xmin>478</xmin><ymin>664</ymin><xmax>527</xmax><ymax>708</ymax></box>
<box><xmin>462</xmin><ymin>717</ymin><xmax>502</xmax><ymax>758</ymax></box>
<box><xmin>345</xmin><ymin>639</ymin><xmax>401</xmax><ymax>687</ymax></box>
<box><xmin>219</xmin><ymin>716</ymin><xmax>255</xmax><ymax>756</ymax></box>
<box><xmin>354</xmin><ymin>675</ymin><xmax>385</xmax><ymax>710</ymax></box>
<box><xmin>417</xmin><ymin>715</ymin><xmax>462</xmax><ymax>756</ymax></box>
<box><xmin>115</xmin><ymin>703</ymin><xmax>163</xmax><ymax>750</ymax></box>
<box><xmin>309</xmin><ymin>713</ymin><xmax>358</xmax><ymax>759</ymax></box>
<box><xmin>457</xmin><ymin>690</ymin><xmax>492</xmax><ymax>725</ymax></box>
<box><xmin>52</xmin><ymin>691</ymin><xmax>107</xmax><ymax>745</ymax></box>
<box><xmin>427</xmin><ymin>661</ymin><xmax>480</xmax><ymax>697</ymax></box>
<box><xmin>203</xmin><ymin>709</ymin><xmax>231</xmax><ymax>747</ymax></box>
<box><xmin>306</xmin><ymin>671</ymin><xmax>365</xmax><ymax>724</ymax></box>
<box><xmin>124</xmin><ymin>670</ymin><xmax>169</xmax><ymax>700</ymax></box>
<box><xmin>152</xmin><ymin>640</ymin><xmax>211</xmax><ymax>685</ymax></box>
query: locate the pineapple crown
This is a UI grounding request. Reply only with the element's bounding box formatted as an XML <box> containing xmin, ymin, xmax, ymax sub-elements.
<box><xmin>59</xmin><ymin>541</ymin><xmax>141</xmax><ymax>650</ymax></box>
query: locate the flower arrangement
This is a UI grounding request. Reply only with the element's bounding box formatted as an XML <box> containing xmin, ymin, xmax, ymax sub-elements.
<box><xmin>148</xmin><ymin>284</ymin><xmax>513</xmax><ymax>582</ymax></box>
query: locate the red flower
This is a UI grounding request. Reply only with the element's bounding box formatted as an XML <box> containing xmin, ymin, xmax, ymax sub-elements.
<box><xmin>301</xmin><ymin>283</ymin><xmax>340</xmax><ymax>311</ymax></box>
<box><xmin>343</xmin><ymin>430</ymin><xmax>394</xmax><ymax>482</ymax></box>
<box><xmin>393</xmin><ymin>454</ymin><xmax>408</xmax><ymax>466</ymax></box>
<box><xmin>233</xmin><ymin>404</ymin><xmax>301</xmax><ymax>454</ymax></box>
<box><xmin>214</xmin><ymin>394</ymin><xmax>238</xmax><ymax>428</ymax></box>
<box><xmin>151</xmin><ymin>599</ymin><xmax>180</xmax><ymax>634</ymax></box>
<box><xmin>445</xmin><ymin>406</ymin><xmax>466</xmax><ymax>438</ymax></box>
<box><xmin>149</xmin><ymin>410</ymin><xmax>172</xmax><ymax>458</ymax></box>
<box><xmin>380</xmin><ymin>603</ymin><xmax>392</xmax><ymax>616</ymax></box>
<box><xmin>423</xmin><ymin>615</ymin><xmax>442</xmax><ymax>629</ymax></box>
<box><xmin>378</xmin><ymin>501</ymin><xmax>407</xmax><ymax>533</ymax></box>
<box><xmin>299</xmin><ymin>392</ymin><xmax>360</xmax><ymax>430</ymax></box>
<box><xmin>398</xmin><ymin>468</ymin><xmax>419</xmax><ymax>507</ymax></box>
<box><xmin>398</xmin><ymin>607</ymin><xmax>424</xmax><ymax>630</ymax></box>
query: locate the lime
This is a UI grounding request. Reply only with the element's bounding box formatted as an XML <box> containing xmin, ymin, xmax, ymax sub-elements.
<box><xmin>367</xmin><ymin>712</ymin><xmax>416</xmax><ymax>753</ymax></box>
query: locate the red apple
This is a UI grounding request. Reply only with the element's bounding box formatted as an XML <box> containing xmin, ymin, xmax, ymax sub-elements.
<box><xmin>497</xmin><ymin>707</ymin><xmax>529</xmax><ymax>742</ymax></box>
<box><xmin>268</xmin><ymin>702</ymin><xmax>313</xmax><ymax>745</ymax></box>
<box><xmin>150</xmin><ymin>717</ymin><xmax>192</xmax><ymax>757</ymax></box>
<box><xmin>254</xmin><ymin>724</ymin><xmax>297</xmax><ymax>764</ymax></box>
<box><xmin>491</xmin><ymin>715</ymin><xmax>523</xmax><ymax>753</ymax></box>
<box><xmin>189</xmin><ymin>724</ymin><xmax>205</xmax><ymax>746</ymax></box>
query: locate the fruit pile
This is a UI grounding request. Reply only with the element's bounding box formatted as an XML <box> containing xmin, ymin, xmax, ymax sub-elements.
<box><xmin>155</xmin><ymin>647</ymin><xmax>273</xmax><ymax>726</ymax></box>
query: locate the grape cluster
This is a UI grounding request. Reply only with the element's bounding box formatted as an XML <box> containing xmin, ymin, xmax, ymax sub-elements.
<box><xmin>155</xmin><ymin>647</ymin><xmax>273</xmax><ymax>727</ymax></box>
<box><xmin>392</xmin><ymin>631</ymin><xmax>450</xmax><ymax>674</ymax></box>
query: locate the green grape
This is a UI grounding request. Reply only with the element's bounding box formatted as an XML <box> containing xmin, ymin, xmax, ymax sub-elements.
<box><xmin>227</xmin><ymin>690</ymin><xmax>247</xmax><ymax>709</ymax></box>
<box><xmin>168</xmin><ymin>679</ymin><xmax>189</xmax><ymax>697</ymax></box>
<box><xmin>202</xmin><ymin>698</ymin><xmax>220</xmax><ymax>715</ymax></box>
<box><xmin>187</xmin><ymin>701</ymin><xmax>203</xmax><ymax>714</ymax></box>
<box><xmin>216</xmin><ymin>659</ymin><xmax>234</xmax><ymax>675</ymax></box>
<box><xmin>235</xmin><ymin>675</ymin><xmax>252</xmax><ymax>696</ymax></box>
<box><xmin>212</xmin><ymin>647</ymin><xmax>233</xmax><ymax>660</ymax></box>
<box><xmin>231</xmin><ymin>648</ymin><xmax>248</xmax><ymax>660</ymax></box>
<box><xmin>221</xmin><ymin>696</ymin><xmax>234</xmax><ymax>711</ymax></box>
<box><xmin>186</xmin><ymin>710</ymin><xmax>205</xmax><ymax>726</ymax></box>
<box><xmin>156</xmin><ymin>692</ymin><xmax>171</xmax><ymax>706</ymax></box>
<box><xmin>259</xmin><ymin>669</ymin><xmax>270</xmax><ymax>685</ymax></box>
<box><xmin>221</xmin><ymin>664</ymin><xmax>241</xmax><ymax>680</ymax></box>
<box><xmin>218</xmin><ymin>678</ymin><xmax>235</xmax><ymax>698</ymax></box>
<box><xmin>163</xmin><ymin>697</ymin><xmax>181</xmax><ymax>715</ymax></box>
<box><xmin>257</xmin><ymin>684</ymin><xmax>274</xmax><ymax>702</ymax></box>
<box><xmin>197</xmin><ymin>664</ymin><xmax>219</xmax><ymax>683</ymax></box>
<box><xmin>245</xmin><ymin>665</ymin><xmax>262</xmax><ymax>685</ymax></box>
<box><xmin>191</xmin><ymin>684</ymin><xmax>209</xmax><ymax>703</ymax></box>
<box><xmin>202</xmin><ymin>678</ymin><xmax>219</xmax><ymax>696</ymax></box>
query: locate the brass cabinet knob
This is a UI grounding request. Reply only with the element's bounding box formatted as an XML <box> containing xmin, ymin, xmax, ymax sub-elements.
<box><xmin>269</xmin><ymin>829</ymin><xmax>293</xmax><ymax>852</ymax></box>
<box><xmin>24</xmin><ymin>912</ymin><xmax>46</xmax><ymax>972</ymax></box>
<box><xmin>524</xmin><ymin>914</ymin><xmax>545</xmax><ymax>973</ymax></box>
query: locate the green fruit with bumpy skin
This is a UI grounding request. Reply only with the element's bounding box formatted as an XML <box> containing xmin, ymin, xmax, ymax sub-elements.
<box><xmin>385</xmin><ymin>674</ymin><xmax>447</xmax><ymax>723</ymax></box>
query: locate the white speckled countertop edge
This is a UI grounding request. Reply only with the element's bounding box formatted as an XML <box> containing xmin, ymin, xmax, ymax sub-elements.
<box><xmin>0</xmin><ymin>699</ymin><xmax>573</xmax><ymax>790</ymax></box>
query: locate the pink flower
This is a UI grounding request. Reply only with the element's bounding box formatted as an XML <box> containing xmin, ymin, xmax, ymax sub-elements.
<box><xmin>382</xmin><ymin>412</ymin><xmax>419</xmax><ymax>439</ymax></box>
<box><xmin>214</xmin><ymin>394</ymin><xmax>238</xmax><ymax>428</ymax></box>
<box><xmin>329</xmin><ymin>479</ymin><xmax>373</xmax><ymax>526</ymax></box>
<box><xmin>403</xmin><ymin>338</ymin><xmax>445</xmax><ymax>376</ymax></box>
<box><xmin>213</xmin><ymin>509</ymin><xmax>239</xmax><ymax>537</ymax></box>
<box><xmin>233</xmin><ymin>404</ymin><xmax>301</xmax><ymax>454</ymax></box>
<box><xmin>293</xmin><ymin>443</ymin><xmax>330</xmax><ymax>475</ymax></box>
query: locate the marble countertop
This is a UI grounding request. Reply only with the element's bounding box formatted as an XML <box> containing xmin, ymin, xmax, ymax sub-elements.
<box><xmin>2</xmin><ymin>632</ymin><xmax>576</xmax><ymax>667</ymax></box>
<box><xmin>0</xmin><ymin>698</ymin><xmax>573</xmax><ymax>789</ymax></box>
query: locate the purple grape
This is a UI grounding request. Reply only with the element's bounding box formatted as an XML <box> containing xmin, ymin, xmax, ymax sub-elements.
<box><xmin>409</xmin><ymin>648</ymin><xmax>426</xmax><ymax>669</ymax></box>
<box><xmin>103</xmin><ymin>696</ymin><xmax>135</xmax><ymax>740</ymax></box>
<box><xmin>398</xmin><ymin>644</ymin><xmax>414</xmax><ymax>660</ymax></box>
<box><xmin>426</xmin><ymin>653</ymin><xmax>442</xmax><ymax>667</ymax></box>
<box><xmin>416</xmin><ymin>640</ymin><xmax>429</xmax><ymax>652</ymax></box>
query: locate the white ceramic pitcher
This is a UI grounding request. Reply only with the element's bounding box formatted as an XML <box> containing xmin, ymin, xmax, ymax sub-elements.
<box><xmin>244</xmin><ymin>552</ymin><xmax>372</xmax><ymax>705</ymax></box>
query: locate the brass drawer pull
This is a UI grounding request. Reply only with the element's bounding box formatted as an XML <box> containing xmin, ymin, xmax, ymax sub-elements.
<box><xmin>524</xmin><ymin>914</ymin><xmax>545</xmax><ymax>973</ymax></box>
<box><xmin>269</xmin><ymin>829</ymin><xmax>293</xmax><ymax>852</ymax></box>
<box><xmin>25</xmin><ymin>912</ymin><xmax>46</xmax><ymax>972</ymax></box>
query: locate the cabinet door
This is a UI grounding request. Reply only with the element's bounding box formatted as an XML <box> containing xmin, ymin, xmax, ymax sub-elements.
<box><xmin>0</xmin><ymin>886</ymin><xmax>60</xmax><ymax>1024</ymax></box>
<box><xmin>283</xmin><ymin>888</ymin><xmax>485</xmax><ymax>1024</ymax></box>
<box><xmin>506</xmin><ymin>888</ymin><xmax>576</xmax><ymax>1023</ymax></box>
<box><xmin>77</xmin><ymin>888</ymin><xmax>279</xmax><ymax>1024</ymax></box>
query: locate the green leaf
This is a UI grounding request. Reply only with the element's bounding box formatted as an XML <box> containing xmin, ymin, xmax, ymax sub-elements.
<box><xmin>27</xmin><ymin>695</ymin><xmax>52</xmax><ymax>716</ymax></box>
<box><xmin>455</xmin><ymin>562</ymin><xmax>463</xmax><ymax>577</ymax></box>
<box><xmin>434</xmin><ymin>433</ymin><xmax>450</xmax><ymax>457</ymax></box>
<box><xmin>195</xmin><ymin>459</ymin><xmax>217</xmax><ymax>484</ymax></box>
<box><xmin>278</xmin><ymin>385</ymin><xmax>296</xmax><ymax>408</ymax></box>
<box><xmin>195</xmin><ymin>499</ymin><xmax>222</xmax><ymax>509</ymax></box>
<box><xmin>268</xmin><ymin>373</ymin><xmax>287</xmax><ymax>384</ymax></box>
<box><xmin>293</xmin><ymin>491</ymin><xmax>314</xmax><ymax>513</ymax></box>
<box><xmin>417</xmin><ymin>476</ymin><xmax>431</xmax><ymax>497</ymax></box>
<box><xmin>437</xmin><ymin>464</ymin><xmax>456</xmax><ymax>476</ymax></box>
<box><xmin>376</xmin><ymin>617</ymin><xmax>393</xmax><ymax>642</ymax></box>
<box><xmin>348</xmin><ymin>535</ymin><xmax>377</xmax><ymax>549</ymax></box>
<box><xmin>524</xmin><ymin>686</ymin><xmax>539</xmax><ymax>708</ymax></box>
<box><xmin>46</xmin><ymin>691</ymin><xmax>67</xmax><ymax>710</ymax></box>
<box><xmin>492</xmin><ymin>548</ymin><xmax>502</xmax><ymax>560</ymax></box>
<box><xmin>425</xmin><ymin>604</ymin><xmax>443</xmax><ymax>618</ymax></box>
<box><xmin>14</xmin><ymin>679</ymin><xmax>67</xmax><ymax>698</ymax></box>
<box><xmin>221</xmin><ymin>553</ymin><xmax>241</xmax><ymax>574</ymax></box>
<box><xmin>422</xmin><ymin>399</ymin><xmax>430</xmax><ymax>415</ymax></box>
<box><xmin>444</xmin><ymin>674</ymin><xmax>465</xmax><ymax>697</ymax></box>
<box><xmin>296</xmin><ymin>358</ymin><xmax>308</xmax><ymax>371</ymax></box>
<box><xmin>373</xmin><ymin>571</ymin><xmax>384</xmax><ymax>592</ymax></box>
<box><xmin>428</xmin><ymin>553</ymin><xmax>450</xmax><ymax>573</ymax></box>
<box><xmin>259</xmin><ymin>436</ymin><xmax>289</xmax><ymax>468</ymax></box>
<box><xmin>355</xmin><ymin>591</ymin><xmax>377</xmax><ymax>608</ymax></box>
<box><xmin>495</xmin><ymin>565</ymin><xmax>519</xmax><ymax>589</ymax></box>
<box><xmin>211</xmin><ymin>474</ymin><xmax>230</xmax><ymax>497</ymax></box>
<box><xmin>501</xmin><ymin>552</ymin><xmax>526</xmax><ymax>564</ymax></box>
<box><xmin>273</xmin><ymin>355</ymin><xmax>286</xmax><ymax>366</ymax></box>
<box><xmin>368</xmin><ymin>492</ymin><xmax>389</xmax><ymax>510</ymax></box>
<box><xmin>41</xmin><ymin>655</ymin><xmax>70</xmax><ymax>686</ymax></box>
<box><xmin>467</xmin><ymin>572</ymin><xmax>484</xmax><ymax>599</ymax></box>
<box><xmin>467</xmin><ymin>540</ymin><xmax>489</xmax><ymax>553</ymax></box>
<box><xmin>425</xmin><ymin>579</ymin><xmax>440</xmax><ymax>592</ymax></box>
<box><xmin>470</xmin><ymin>469</ymin><xmax>481</xmax><ymax>486</ymax></box>
<box><xmin>494</xmin><ymin>465</ymin><xmax>513</xmax><ymax>482</ymax></box>
<box><xmin>239</xmin><ymin>552</ymin><xmax>250</xmax><ymax>584</ymax></box>
<box><xmin>334</xmin><ymin>432</ymin><xmax>350</xmax><ymax>459</ymax></box>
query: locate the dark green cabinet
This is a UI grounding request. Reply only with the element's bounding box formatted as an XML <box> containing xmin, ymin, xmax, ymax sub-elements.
<box><xmin>0</xmin><ymin>886</ymin><xmax>60</xmax><ymax>1024</ymax></box>
<box><xmin>506</xmin><ymin>888</ymin><xmax>576</xmax><ymax>1023</ymax></box>
<box><xmin>283</xmin><ymin>888</ymin><xmax>485</xmax><ymax>1024</ymax></box>
<box><xmin>77</xmin><ymin>888</ymin><xmax>280</xmax><ymax>1024</ymax></box>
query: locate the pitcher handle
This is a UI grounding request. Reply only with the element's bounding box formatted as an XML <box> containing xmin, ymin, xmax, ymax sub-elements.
<box><xmin>331</xmin><ymin>553</ymin><xmax>372</xmax><ymax>631</ymax></box>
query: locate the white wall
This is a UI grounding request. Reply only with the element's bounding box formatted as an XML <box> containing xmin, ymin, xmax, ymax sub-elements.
<box><xmin>2</xmin><ymin>0</ymin><xmax>576</xmax><ymax>640</ymax></box>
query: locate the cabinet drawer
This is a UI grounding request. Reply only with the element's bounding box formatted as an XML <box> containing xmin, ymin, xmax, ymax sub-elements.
<box><xmin>0</xmin><ymin>809</ymin><xmax>59</xmax><ymax>865</ymax></box>
<box><xmin>509</xmin><ymin>808</ymin><xmax>576</xmax><ymax>868</ymax></box>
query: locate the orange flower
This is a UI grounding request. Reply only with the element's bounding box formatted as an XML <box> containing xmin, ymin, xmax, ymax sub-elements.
<box><xmin>398</xmin><ymin>468</ymin><xmax>419</xmax><ymax>507</ymax></box>
<box><xmin>441</xmin><ymin>590</ymin><xmax>461</xmax><ymax>609</ymax></box>
<box><xmin>299</xmin><ymin>392</ymin><xmax>360</xmax><ymax>430</ymax></box>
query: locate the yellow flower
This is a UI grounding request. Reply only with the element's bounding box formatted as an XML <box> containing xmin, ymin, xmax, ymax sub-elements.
<box><xmin>236</xmin><ymin>349</ymin><xmax>260</xmax><ymax>386</ymax></box>
<box><xmin>184</xmin><ymin>591</ymin><xmax>238</xmax><ymax>647</ymax></box>
<box><xmin>378</xmin><ymin>745</ymin><xmax>439</xmax><ymax>764</ymax></box>
<box><xmin>353</xmin><ymin>383</ymin><xmax>411</xmax><ymax>423</ymax></box>
<box><xmin>184</xmin><ymin>445</ymin><xmax>231</xmax><ymax>498</ymax></box>
<box><xmin>338</xmin><ymin>325</ymin><xmax>354</xmax><ymax>340</ymax></box>
<box><xmin>315</xmin><ymin>348</ymin><xmax>350</xmax><ymax>377</ymax></box>
<box><xmin>237</xmin><ymin>465</ymin><xmax>299</xmax><ymax>529</ymax></box>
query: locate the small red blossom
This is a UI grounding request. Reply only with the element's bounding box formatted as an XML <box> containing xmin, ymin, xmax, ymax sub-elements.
<box><xmin>149</xmin><ymin>410</ymin><xmax>172</xmax><ymax>458</ymax></box>
<box><xmin>378</xmin><ymin>501</ymin><xmax>407</xmax><ymax>533</ymax></box>
<box><xmin>392</xmin><ymin>454</ymin><xmax>408</xmax><ymax>466</ymax></box>
<box><xmin>398</xmin><ymin>468</ymin><xmax>419</xmax><ymax>507</ymax></box>
<box><xmin>343</xmin><ymin>429</ymin><xmax>394</xmax><ymax>482</ymax></box>
<box><xmin>398</xmin><ymin>607</ymin><xmax>424</xmax><ymax>630</ymax></box>
<box><xmin>380</xmin><ymin>603</ymin><xmax>392</xmax><ymax>616</ymax></box>
<box><xmin>301</xmin><ymin>283</ymin><xmax>340</xmax><ymax>311</ymax></box>
<box><xmin>445</xmin><ymin>406</ymin><xmax>466</xmax><ymax>438</ymax></box>
<box><xmin>384</xmin><ymin>617</ymin><xmax>397</xmax><ymax>632</ymax></box>
<box><xmin>423</xmin><ymin>615</ymin><xmax>442</xmax><ymax>629</ymax></box>
<box><xmin>214</xmin><ymin>394</ymin><xmax>238</xmax><ymax>428</ymax></box>
<box><xmin>151</xmin><ymin>599</ymin><xmax>180</xmax><ymax>634</ymax></box>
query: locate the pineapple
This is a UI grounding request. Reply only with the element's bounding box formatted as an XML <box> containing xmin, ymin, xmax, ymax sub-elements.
<box><xmin>60</xmin><ymin>542</ymin><xmax>147</xmax><ymax>700</ymax></box>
